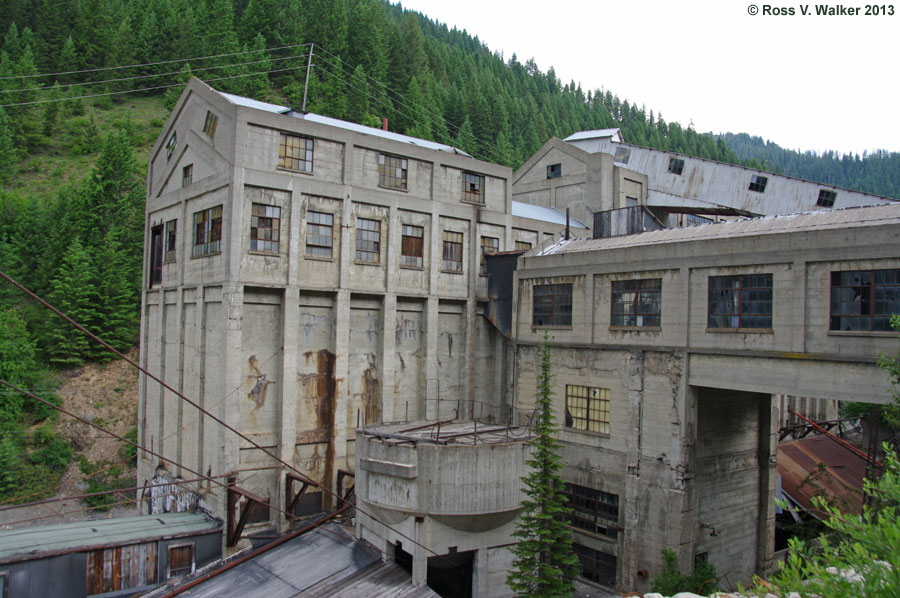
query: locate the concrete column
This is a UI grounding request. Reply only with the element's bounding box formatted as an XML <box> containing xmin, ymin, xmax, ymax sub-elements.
<box><xmin>222</xmin><ymin>283</ymin><xmax>244</xmax><ymax>478</ymax></box>
<box><xmin>621</xmin><ymin>349</ymin><xmax>644</xmax><ymax>590</ymax></box>
<box><xmin>278</xmin><ymin>287</ymin><xmax>300</xmax><ymax>532</ymax></box>
<box><xmin>425</xmin><ymin>297</ymin><xmax>440</xmax><ymax>420</ymax></box>
<box><xmin>757</xmin><ymin>394</ymin><xmax>778</xmax><ymax>575</ymax></box>
<box><xmin>331</xmin><ymin>288</ymin><xmax>351</xmax><ymax>505</ymax></box>
<box><xmin>464</xmin><ymin>297</ymin><xmax>476</xmax><ymax>419</ymax></box>
<box><xmin>381</xmin><ymin>293</ymin><xmax>397</xmax><ymax>423</ymax></box>
<box><xmin>173</xmin><ymin>290</ymin><xmax>186</xmax><ymax>477</ymax></box>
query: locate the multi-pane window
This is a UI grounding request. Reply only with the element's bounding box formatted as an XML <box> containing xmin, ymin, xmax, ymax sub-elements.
<box><xmin>533</xmin><ymin>283</ymin><xmax>572</xmax><ymax>327</ymax></box>
<box><xmin>668</xmin><ymin>157</ymin><xmax>685</xmax><ymax>175</ymax></box>
<box><xmin>830</xmin><ymin>269</ymin><xmax>900</xmax><ymax>332</ymax></box>
<box><xmin>355</xmin><ymin>218</ymin><xmax>381</xmax><ymax>263</ymax></box>
<box><xmin>278</xmin><ymin>133</ymin><xmax>313</xmax><ymax>172</ymax></box>
<box><xmin>378</xmin><ymin>153</ymin><xmax>408</xmax><ymax>190</ymax></box>
<box><xmin>167</xmin><ymin>543</ymin><xmax>194</xmax><ymax>578</ymax></box>
<box><xmin>250</xmin><ymin>204</ymin><xmax>280</xmax><ymax>253</ymax></box>
<box><xmin>462</xmin><ymin>172</ymin><xmax>485</xmax><ymax>203</ymax></box>
<box><xmin>182</xmin><ymin>164</ymin><xmax>193</xmax><ymax>187</ymax></box>
<box><xmin>166</xmin><ymin>132</ymin><xmax>177</xmax><ymax>159</ymax></box>
<box><xmin>708</xmin><ymin>273</ymin><xmax>773</xmax><ymax>329</ymax></box>
<box><xmin>401</xmin><ymin>225</ymin><xmax>424</xmax><ymax>268</ymax></box>
<box><xmin>613</xmin><ymin>146</ymin><xmax>631</xmax><ymax>164</ymax></box>
<box><xmin>515</xmin><ymin>240</ymin><xmax>532</xmax><ymax>251</ymax></box>
<box><xmin>442</xmin><ymin>231</ymin><xmax>463</xmax><ymax>272</ymax></box>
<box><xmin>611</xmin><ymin>279</ymin><xmax>661</xmax><ymax>327</ymax></box>
<box><xmin>164</xmin><ymin>220</ymin><xmax>177</xmax><ymax>263</ymax></box>
<box><xmin>685</xmin><ymin>214</ymin><xmax>713</xmax><ymax>227</ymax></box>
<box><xmin>573</xmin><ymin>543</ymin><xmax>617</xmax><ymax>588</ymax></box>
<box><xmin>150</xmin><ymin>225</ymin><xmax>163</xmax><ymax>287</ymax></box>
<box><xmin>192</xmin><ymin>205</ymin><xmax>222</xmax><ymax>257</ymax></box>
<box><xmin>480</xmin><ymin>236</ymin><xmax>499</xmax><ymax>275</ymax></box>
<box><xmin>202</xmin><ymin>111</ymin><xmax>218</xmax><ymax>139</ymax></box>
<box><xmin>306</xmin><ymin>211</ymin><xmax>333</xmax><ymax>258</ymax></box>
<box><xmin>749</xmin><ymin>175</ymin><xmax>768</xmax><ymax>193</ymax></box>
<box><xmin>547</xmin><ymin>163</ymin><xmax>562</xmax><ymax>179</ymax></box>
<box><xmin>565</xmin><ymin>385</ymin><xmax>610</xmax><ymax>434</ymax></box>
<box><xmin>564</xmin><ymin>483</ymin><xmax>619</xmax><ymax>539</ymax></box>
<box><xmin>817</xmin><ymin>189</ymin><xmax>837</xmax><ymax>208</ymax></box>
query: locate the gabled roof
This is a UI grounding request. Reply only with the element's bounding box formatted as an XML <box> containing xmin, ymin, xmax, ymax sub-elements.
<box><xmin>564</xmin><ymin>128</ymin><xmax>623</xmax><ymax>143</ymax></box>
<box><xmin>511</xmin><ymin>136</ymin><xmax>594</xmax><ymax>185</ymax></box>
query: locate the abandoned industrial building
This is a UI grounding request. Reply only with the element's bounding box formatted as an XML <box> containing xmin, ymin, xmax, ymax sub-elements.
<box><xmin>136</xmin><ymin>77</ymin><xmax>899</xmax><ymax>596</ymax></box>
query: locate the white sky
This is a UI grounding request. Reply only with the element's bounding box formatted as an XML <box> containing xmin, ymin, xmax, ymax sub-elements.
<box><xmin>398</xmin><ymin>0</ymin><xmax>900</xmax><ymax>155</ymax></box>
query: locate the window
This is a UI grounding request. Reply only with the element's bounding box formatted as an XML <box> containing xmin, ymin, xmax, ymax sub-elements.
<box><xmin>480</xmin><ymin>236</ymin><xmax>498</xmax><ymax>275</ymax></box>
<box><xmin>817</xmin><ymin>189</ymin><xmax>837</xmax><ymax>208</ymax></box>
<box><xmin>192</xmin><ymin>205</ymin><xmax>222</xmax><ymax>257</ymax></box>
<box><xmin>547</xmin><ymin>163</ymin><xmax>562</xmax><ymax>179</ymax></box>
<box><xmin>611</xmin><ymin>278</ymin><xmax>661</xmax><ymax>327</ymax></box>
<box><xmin>573</xmin><ymin>544</ymin><xmax>617</xmax><ymax>588</ymax></box>
<box><xmin>442</xmin><ymin>231</ymin><xmax>463</xmax><ymax>272</ymax></box>
<box><xmin>164</xmin><ymin>220</ymin><xmax>177</xmax><ymax>263</ymax></box>
<box><xmin>401</xmin><ymin>225</ymin><xmax>424</xmax><ymax>268</ymax></box>
<box><xmin>565</xmin><ymin>385</ymin><xmax>610</xmax><ymax>434</ymax></box>
<box><xmin>668</xmin><ymin>157</ymin><xmax>685</xmax><ymax>175</ymax></box>
<box><xmin>150</xmin><ymin>225</ymin><xmax>163</xmax><ymax>287</ymax></box>
<box><xmin>830</xmin><ymin>269</ymin><xmax>900</xmax><ymax>331</ymax></box>
<box><xmin>202</xmin><ymin>110</ymin><xmax>218</xmax><ymax>138</ymax></box>
<box><xmin>378</xmin><ymin>153</ymin><xmax>407</xmax><ymax>190</ymax></box>
<box><xmin>166</xmin><ymin>132</ymin><xmax>177</xmax><ymax>159</ymax></box>
<box><xmin>355</xmin><ymin>217</ymin><xmax>381</xmax><ymax>263</ymax></box>
<box><xmin>182</xmin><ymin>164</ymin><xmax>193</xmax><ymax>187</ymax></box>
<box><xmin>278</xmin><ymin>133</ymin><xmax>313</xmax><ymax>172</ymax></box>
<box><xmin>708</xmin><ymin>273</ymin><xmax>773</xmax><ymax>329</ymax></box>
<box><xmin>306</xmin><ymin>211</ymin><xmax>333</xmax><ymax>258</ymax></box>
<box><xmin>250</xmin><ymin>204</ymin><xmax>280</xmax><ymax>253</ymax></box>
<box><xmin>533</xmin><ymin>283</ymin><xmax>572</xmax><ymax>326</ymax></box>
<box><xmin>685</xmin><ymin>214</ymin><xmax>713</xmax><ymax>227</ymax></box>
<box><xmin>749</xmin><ymin>175</ymin><xmax>768</xmax><ymax>193</ymax></box>
<box><xmin>564</xmin><ymin>483</ymin><xmax>619</xmax><ymax>539</ymax></box>
<box><xmin>167</xmin><ymin>543</ymin><xmax>194</xmax><ymax>578</ymax></box>
<box><xmin>515</xmin><ymin>240</ymin><xmax>532</xmax><ymax>251</ymax></box>
<box><xmin>462</xmin><ymin>171</ymin><xmax>485</xmax><ymax>203</ymax></box>
<box><xmin>613</xmin><ymin>146</ymin><xmax>631</xmax><ymax>164</ymax></box>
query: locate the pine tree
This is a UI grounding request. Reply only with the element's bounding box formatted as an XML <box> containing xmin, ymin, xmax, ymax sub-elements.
<box><xmin>507</xmin><ymin>333</ymin><xmax>579</xmax><ymax>598</ymax></box>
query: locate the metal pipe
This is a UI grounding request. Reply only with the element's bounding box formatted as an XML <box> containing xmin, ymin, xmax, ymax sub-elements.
<box><xmin>788</xmin><ymin>408</ymin><xmax>882</xmax><ymax>467</ymax></box>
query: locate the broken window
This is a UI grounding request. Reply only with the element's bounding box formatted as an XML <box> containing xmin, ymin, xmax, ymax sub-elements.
<box><xmin>749</xmin><ymin>174</ymin><xmax>768</xmax><ymax>193</ymax></box>
<box><xmin>565</xmin><ymin>385</ymin><xmax>610</xmax><ymax>434</ymax></box>
<box><xmin>306</xmin><ymin>211</ymin><xmax>333</xmax><ymax>258</ymax></box>
<box><xmin>708</xmin><ymin>273</ymin><xmax>773</xmax><ymax>329</ymax></box>
<box><xmin>400</xmin><ymin>224</ymin><xmax>424</xmax><ymax>268</ymax></box>
<box><xmin>830</xmin><ymin>269</ymin><xmax>900</xmax><ymax>331</ymax></box>
<box><xmin>202</xmin><ymin>110</ymin><xmax>218</xmax><ymax>139</ymax></box>
<box><xmin>150</xmin><ymin>224</ymin><xmax>163</xmax><ymax>287</ymax></box>
<box><xmin>167</xmin><ymin>543</ymin><xmax>194</xmax><ymax>578</ymax></box>
<box><xmin>611</xmin><ymin>278</ymin><xmax>661</xmax><ymax>327</ymax></box>
<box><xmin>817</xmin><ymin>189</ymin><xmax>837</xmax><ymax>208</ymax></box>
<box><xmin>533</xmin><ymin>283</ymin><xmax>572</xmax><ymax>327</ymax></box>
<box><xmin>442</xmin><ymin>230</ymin><xmax>463</xmax><ymax>272</ymax></box>
<box><xmin>182</xmin><ymin>164</ymin><xmax>192</xmax><ymax>187</ymax></box>
<box><xmin>685</xmin><ymin>214</ymin><xmax>713</xmax><ymax>227</ymax></box>
<box><xmin>564</xmin><ymin>483</ymin><xmax>619</xmax><ymax>539</ymax></box>
<box><xmin>166</xmin><ymin>132</ymin><xmax>177</xmax><ymax>160</ymax></box>
<box><xmin>378</xmin><ymin>153</ymin><xmax>407</xmax><ymax>190</ymax></box>
<box><xmin>192</xmin><ymin>205</ymin><xmax>222</xmax><ymax>257</ymax></box>
<box><xmin>480</xmin><ymin>236</ymin><xmax>499</xmax><ymax>276</ymax></box>
<box><xmin>515</xmin><ymin>240</ymin><xmax>532</xmax><ymax>251</ymax></box>
<box><xmin>355</xmin><ymin>217</ymin><xmax>381</xmax><ymax>263</ymax></box>
<box><xmin>462</xmin><ymin>171</ymin><xmax>485</xmax><ymax>203</ymax></box>
<box><xmin>546</xmin><ymin>163</ymin><xmax>562</xmax><ymax>179</ymax></box>
<box><xmin>250</xmin><ymin>203</ymin><xmax>280</xmax><ymax>253</ymax></box>
<box><xmin>164</xmin><ymin>220</ymin><xmax>177</xmax><ymax>263</ymax></box>
<box><xmin>572</xmin><ymin>543</ymin><xmax>617</xmax><ymax>588</ymax></box>
<box><xmin>613</xmin><ymin>146</ymin><xmax>631</xmax><ymax>164</ymax></box>
<box><xmin>668</xmin><ymin>157</ymin><xmax>685</xmax><ymax>175</ymax></box>
<box><xmin>278</xmin><ymin>132</ymin><xmax>313</xmax><ymax>173</ymax></box>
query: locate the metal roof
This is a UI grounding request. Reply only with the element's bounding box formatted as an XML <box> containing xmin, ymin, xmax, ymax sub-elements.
<box><xmin>511</xmin><ymin>200</ymin><xmax>588</xmax><ymax>228</ymax></box>
<box><xmin>174</xmin><ymin>523</ymin><xmax>438</xmax><ymax>598</ymax></box>
<box><xmin>534</xmin><ymin>203</ymin><xmax>900</xmax><ymax>256</ymax></box>
<box><xmin>778</xmin><ymin>434</ymin><xmax>867</xmax><ymax>517</ymax></box>
<box><xmin>0</xmin><ymin>512</ymin><xmax>221</xmax><ymax>564</ymax></box>
<box><xmin>219</xmin><ymin>91</ymin><xmax>471</xmax><ymax>156</ymax></box>
<box><xmin>564</xmin><ymin>128</ymin><xmax>623</xmax><ymax>142</ymax></box>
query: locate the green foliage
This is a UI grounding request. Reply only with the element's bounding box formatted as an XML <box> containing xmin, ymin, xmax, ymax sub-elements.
<box><xmin>651</xmin><ymin>548</ymin><xmax>718</xmax><ymax>596</ymax></box>
<box><xmin>875</xmin><ymin>314</ymin><xmax>900</xmax><ymax>429</ymax></box>
<box><xmin>79</xmin><ymin>457</ymin><xmax>132</xmax><ymax>510</ymax></box>
<box><xmin>507</xmin><ymin>334</ymin><xmax>579</xmax><ymax>597</ymax></box>
<box><xmin>0</xmin><ymin>437</ymin><xmax>21</xmax><ymax>494</ymax></box>
<box><xmin>122</xmin><ymin>426</ymin><xmax>138</xmax><ymax>467</ymax></box>
<box><xmin>28</xmin><ymin>429</ymin><xmax>73</xmax><ymax>470</ymax></box>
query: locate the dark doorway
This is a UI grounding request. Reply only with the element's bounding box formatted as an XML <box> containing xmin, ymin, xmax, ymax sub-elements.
<box><xmin>427</xmin><ymin>548</ymin><xmax>474</xmax><ymax>598</ymax></box>
<box><xmin>150</xmin><ymin>225</ymin><xmax>163</xmax><ymax>287</ymax></box>
<box><xmin>395</xmin><ymin>541</ymin><xmax>413</xmax><ymax>574</ymax></box>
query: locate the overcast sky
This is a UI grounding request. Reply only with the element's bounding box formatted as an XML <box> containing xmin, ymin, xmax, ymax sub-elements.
<box><xmin>397</xmin><ymin>0</ymin><xmax>899</xmax><ymax>156</ymax></box>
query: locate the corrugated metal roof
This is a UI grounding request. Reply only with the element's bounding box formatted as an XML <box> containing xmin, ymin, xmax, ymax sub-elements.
<box><xmin>220</xmin><ymin>92</ymin><xmax>471</xmax><ymax>156</ymax></box>
<box><xmin>175</xmin><ymin>523</ymin><xmax>438</xmax><ymax>598</ymax></box>
<box><xmin>0</xmin><ymin>512</ymin><xmax>220</xmax><ymax>564</ymax></box>
<box><xmin>511</xmin><ymin>200</ymin><xmax>588</xmax><ymax>228</ymax></box>
<box><xmin>535</xmin><ymin>203</ymin><xmax>900</xmax><ymax>256</ymax></box>
<box><xmin>564</xmin><ymin>128</ymin><xmax>623</xmax><ymax>142</ymax></box>
<box><xmin>778</xmin><ymin>434</ymin><xmax>867</xmax><ymax>517</ymax></box>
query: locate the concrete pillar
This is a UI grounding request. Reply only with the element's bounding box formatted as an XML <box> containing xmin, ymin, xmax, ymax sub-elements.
<box><xmin>621</xmin><ymin>349</ymin><xmax>644</xmax><ymax>590</ymax></box>
<box><xmin>331</xmin><ymin>288</ymin><xmax>351</xmax><ymax>506</ymax></box>
<box><xmin>757</xmin><ymin>394</ymin><xmax>778</xmax><ymax>575</ymax></box>
<box><xmin>425</xmin><ymin>297</ymin><xmax>440</xmax><ymax>420</ymax></box>
<box><xmin>278</xmin><ymin>287</ymin><xmax>300</xmax><ymax>532</ymax></box>
<box><xmin>381</xmin><ymin>293</ymin><xmax>397</xmax><ymax>423</ymax></box>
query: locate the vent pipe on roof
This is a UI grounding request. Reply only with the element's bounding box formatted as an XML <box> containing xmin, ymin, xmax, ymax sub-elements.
<box><xmin>382</xmin><ymin>118</ymin><xmax>389</xmax><ymax>131</ymax></box>
<box><xmin>565</xmin><ymin>208</ymin><xmax>570</xmax><ymax>240</ymax></box>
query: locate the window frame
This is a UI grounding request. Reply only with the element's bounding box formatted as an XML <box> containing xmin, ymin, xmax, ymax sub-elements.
<box><xmin>150</xmin><ymin>224</ymin><xmax>163</xmax><ymax>287</ymax></box>
<box><xmin>305</xmin><ymin>210</ymin><xmax>334</xmax><ymax>259</ymax></box>
<box><xmin>250</xmin><ymin>203</ymin><xmax>281</xmax><ymax>254</ymax></box>
<box><xmin>613</xmin><ymin>146</ymin><xmax>631</xmax><ymax>164</ymax></box>
<box><xmin>167</xmin><ymin>542</ymin><xmax>195</xmax><ymax>578</ymax></box>
<box><xmin>515</xmin><ymin>240</ymin><xmax>532</xmax><ymax>251</ymax></box>
<box><xmin>202</xmin><ymin>111</ymin><xmax>218</xmax><ymax>139</ymax></box>
<box><xmin>533</xmin><ymin>282</ymin><xmax>573</xmax><ymax>327</ymax></box>
<box><xmin>163</xmin><ymin>219</ymin><xmax>177</xmax><ymax>264</ymax></box>
<box><xmin>378</xmin><ymin>153</ymin><xmax>408</xmax><ymax>190</ymax></box>
<box><xmin>748</xmin><ymin>175</ymin><xmax>768</xmax><ymax>193</ymax></box>
<box><xmin>166</xmin><ymin>132</ymin><xmax>177</xmax><ymax>160</ymax></box>
<box><xmin>546</xmin><ymin>163</ymin><xmax>562</xmax><ymax>179</ymax></box>
<box><xmin>442</xmin><ymin>230</ymin><xmax>463</xmax><ymax>273</ymax></box>
<box><xmin>817</xmin><ymin>189</ymin><xmax>837</xmax><ymax>208</ymax></box>
<box><xmin>461</xmin><ymin>171</ymin><xmax>485</xmax><ymax>203</ymax></box>
<box><xmin>192</xmin><ymin>205</ymin><xmax>223</xmax><ymax>257</ymax></box>
<box><xmin>355</xmin><ymin>217</ymin><xmax>381</xmax><ymax>264</ymax></box>
<box><xmin>610</xmin><ymin>278</ymin><xmax>661</xmax><ymax>328</ymax></box>
<box><xmin>572</xmin><ymin>543</ymin><xmax>617</xmax><ymax>588</ymax></box>
<box><xmin>565</xmin><ymin>384</ymin><xmax>610</xmax><ymax>435</ymax></box>
<box><xmin>182</xmin><ymin>164</ymin><xmax>193</xmax><ymax>187</ymax></box>
<box><xmin>830</xmin><ymin>269</ymin><xmax>900</xmax><ymax>332</ymax></box>
<box><xmin>480</xmin><ymin>236</ymin><xmax>499</xmax><ymax>276</ymax></box>
<box><xmin>278</xmin><ymin>132</ymin><xmax>314</xmax><ymax>173</ymax></box>
<box><xmin>707</xmin><ymin>273</ymin><xmax>773</xmax><ymax>330</ymax></box>
<box><xmin>564</xmin><ymin>483</ymin><xmax>619</xmax><ymax>540</ymax></box>
<box><xmin>667</xmin><ymin>157</ymin><xmax>685</xmax><ymax>175</ymax></box>
<box><xmin>400</xmin><ymin>224</ymin><xmax>424</xmax><ymax>269</ymax></box>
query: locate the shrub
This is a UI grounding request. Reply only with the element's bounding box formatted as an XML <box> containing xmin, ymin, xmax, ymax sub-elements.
<box><xmin>651</xmin><ymin>548</ymin><xmax>718</xmax><ymax>596</ymax></box>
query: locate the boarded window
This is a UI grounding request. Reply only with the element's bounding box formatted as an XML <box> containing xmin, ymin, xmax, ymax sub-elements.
<box><xmin>442</xmin><ymin>231</ymin><xmax>463</xmax><ymax>272</ymax></box>
<box><xmin>164</xmin><ymin>219</ymin><xmax>177</xmax><ymax>263</ymax></box>
<box><xmin>401</xmin><ymin>224</ymin><xmax>424</xmax><ymax>268</ymax></box>
<box><xmin>564</xmin><ymin>483</ymin><xmax>619</xmax><ymax>539</ymax></box>
<box><xmin>202</xmin><ymin>111</ymin><xmax>218</xmax><ymax>138</ymax></box>
<box><xmin>279</xmin><ymin>133</ymin><xmax>313</xmax><ymax>172</ymax></box>
<box><xmin>573</xmin><ymin>543</ymin><xmax>617</xmax><ymax>588</ymax></box>
<box><xmin>192</xmin><ymin>205</ymin><xmax>222</xmax><ymax>257</ymax></box>
<box><xmin>250</xmin><ymin>203</ymin><xmax>280</xmax><ymax>253</ymax></box>
<box><xmin>830</xmin><ymin>269</ymin><xmax>900</xmax><ymax>331</ymax></box>
<box><xmin>565</xmin><ymin>385</ymin><xmax>610</xmax><ymax>434</ymax></box>
<box><xmin>611</xmin><ymin>278</ymin><xmax>661</xmax><ymax>327</ymax></box>
<box><xmin>613</xmin><ymin>146</ymin><xmax>630</xmax><ymax>164</ymax></box>
<box><xmin>708</xmin><ymin>273</ymin><xmax>773</xmax><ymax>329</ymax></box>
<box><xmin>532</xmin><ymin>283</ymin><xmax>572</xmax><ymax>326</ymax></box>
<box><xmin>355</xmin><ymin>218</ymin><xmax>381</xmax><ymax>263</ymax></box>
<box><xmin>167</xmin><ymin>543</ymin><xmax>195</xmax><ymax>578</ymax></box>
<box><xmin>306</xmin><ymin>211</ymin><xmax>333</xmax><ymax>258</ymax></box>
<box><xmin>480</xmin><ymin>236</ymin><xmax>498</xmax><ymax>275</ymax></box>
<box><xmin>378</xmin><ymin>153</ymin><xmax>407</xmax><ymax>190</ymax></box>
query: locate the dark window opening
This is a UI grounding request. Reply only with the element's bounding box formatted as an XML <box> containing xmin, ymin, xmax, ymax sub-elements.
<box><xmin>613</xmin><ymin>146</ymin><xmax>631</xmax><ymax>164</ymax></box>
<box><xmin>428</xmin><ymin>549</ymin><xmax>475</xmax><ymax>598</ymax></box>
<box><xmin>250</xmin><ymin>203</ymin><xmax>280</xmax><ymax>253</ymax></box>
<box><xmin>164</xmin><ymin>220</ymin><xmax>177</xmax><ymax>263</ymax></box>
<box><xmin>480</xmin><ymin>236</ymin><xmax>498</xmax><ymax>275</ymax></box>
<box><xmin>564</xmin><ymin>484</ymin><xmax>619</xmax><ymax>539</ymax></box>
<box><xmin>168</xmin><ymin>543</ymin><xmax>194</xmax><ymax>578</ymax></box>
<box><xmin>401</xmin><ymin>224</ymin><xmax>424</xmax><ymax>268</ymax></box>
<box><xmin>830</xmin><ymin>269</ymin><xmax>900</xmax><ymax>331</ymax></box>
<box><xmin>611</xmin><ymin>278</ymin><xmax>661</xmax><ymax>327</ymax></box>
<box><xmin>150</xmin><ymin>225</ymin><xmax>163</xmax><ymax>287</ymax></box>
<box><xmin>668</xmin><ymin>157</ymin><xmax>685</xmax><ymax>175</ymax></box>
<box><xmin>749</xmin><ymin>175</ymin><xmax>768</xmax><ymax>193</ymax></box>
<box><xmin>442</xmin><ymin>231</ymin><xmax>463</xmax><ymax>272</ymax></box>
<box><xmin>462</xmin><ymin>172</ymin><xmax>485</xmax><ymax>203</ymax></box>
<box><xmin>395</xmin><ymin>542</ymin><xmax>413</xmax><ymax>574</ymax></box>
<box><xmin>182</xmin><ymin>164</ymin><xmax>193</xmax><ymax>187</ymax></box>
<box><xmin>573</xmin><ymin>543</ymin><xmax>617</xmax><ymax>588</ymax></box>
<box><xmin>708</xmin><ymin>273</ymin><xmax>773</xmax><ymax>329</ymax></box>
<box><xmin>547</xmin><ymin>163</ymin><xmax>562</xmax><ymax>179</ymax></box>
<box><xmin>817</xmin><ymin>189</ymin><xmax>837</xmax><ymax>208</ymax></box>
<box><xmin>533</xmin><ymin>283</ymin><xmax>572</xmax><ymax>327</ymax></box>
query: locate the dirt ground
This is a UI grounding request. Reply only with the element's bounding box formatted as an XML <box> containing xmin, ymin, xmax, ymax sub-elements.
<box><xmin>0</xmin><ymin>348</ymin><xmax>141</xmax><ymax>530</ymax></box>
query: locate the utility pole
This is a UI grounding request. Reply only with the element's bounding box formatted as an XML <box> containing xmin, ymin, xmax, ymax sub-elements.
<box><xmin>301</xmin><ymin>44</ymin><xmax>314</xmax><ymax>113</ymax></box>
